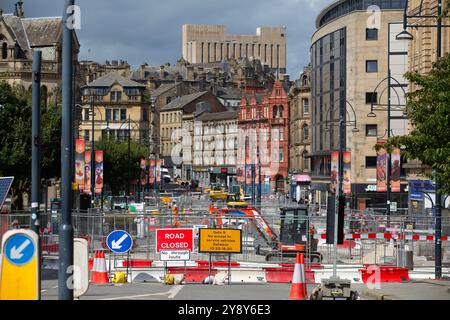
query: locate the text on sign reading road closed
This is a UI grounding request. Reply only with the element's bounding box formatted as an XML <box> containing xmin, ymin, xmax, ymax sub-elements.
<box><xmin>156</xmin><ymin>228</ymin><xmax>194</xmax><ymax>252</ymax></box>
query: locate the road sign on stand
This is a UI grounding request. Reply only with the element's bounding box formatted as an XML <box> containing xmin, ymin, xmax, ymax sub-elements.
<box><xmin>106</xmin><ymin>230</ymin><xmax>133</xmax><ymax>254</ymax></box>
<box><xmin>0</xmin><ymin>229</ymin><xmax>39</xmax><ymax>300</ymax></box>
<box><xmin>156</xmin><ymin>229</ymin><xmax>194</xmax><ymax>262</ymax></box>
<box><xmin>160</xmin><ymin>250</ymin><xmax>190</xmax><ymax>261</ymax></box>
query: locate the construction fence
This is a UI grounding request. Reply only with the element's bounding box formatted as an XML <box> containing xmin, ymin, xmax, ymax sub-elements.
<box><xmin>1</xmin><ymin>207</ymin><xmax>449</xmax><ymax>273</ymax></box>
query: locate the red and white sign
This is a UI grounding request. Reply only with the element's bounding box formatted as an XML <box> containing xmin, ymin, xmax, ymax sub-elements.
<box><xmin>156</xmin><ymin>229</ymin><xmax>194</xmax><ymax>253</ymax></box>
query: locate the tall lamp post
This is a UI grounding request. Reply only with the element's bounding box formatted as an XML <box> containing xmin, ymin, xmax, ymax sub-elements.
<box><xmin>367</xmin><ymin>71</ymin><xmax>408</xmax><ymax>221</ymax></box>
<box><xmin>395</xmin><ymin>0</ymin><xmax>449</xmax><ymax>279</ymax></box>
<box><xmin>323</xmin><ymin>98</ymin><xmax>360</xmax><ymax>281</ymax></box>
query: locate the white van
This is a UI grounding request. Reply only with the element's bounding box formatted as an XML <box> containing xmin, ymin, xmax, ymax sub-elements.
<box><xmin>161</xmin><ymin>168</ymin><xmax>171</xmax><ymax>183</ymax></box>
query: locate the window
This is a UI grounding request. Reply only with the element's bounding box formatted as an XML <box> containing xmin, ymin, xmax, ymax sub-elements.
<box><xmin>279</xmin><ymin>149</ymin><xmax>284</xmax><ymax>162</ymax></box>
<box><xmin>110</xmin><ymin>92</ymin><xmax>116</xmax><ymax>101</ymax></box>
<box><xmin>116</xmin><ymin>91</ymin><xmax>122</xmax><ymax>102</ymax></box>
<box><xmin>105</xmin><ymin>109</ymin><xmax>112</xmax><ymax>121</ymax></box>
<box><xmin>365</xmin><ymin>156</ymin><xmax>377</xmax><ymax>168</ymax></box>
<box><xmin>166</xmin><ymin>97</ymin><xmax>172</xmax><ymax>104</ymax></box>
<box><xmin>113</xmin><ymin>109</ymin><xmax>120</xmax><ymax>121</ymax></box>
<box><xmin>366</xmin><ymin>28</ymin><xmax>378</xmax><ymax>40</ymax></box>
<box><xmin>366</xmin><ymin>60</ymin><xmax>378</xmax><ymax>73</ymax></box>
<box><xmin>303</xmin><ymin>152</ymin><xmax>310</xmax><ymax>171</ymax></box>
<box><xmin>366</xmin><ymin>125</ymin><xmax>378</xmax><ymax>137</ymax></box>
<box><xmin>366</xmin><ymin>92</ymin><xmax>378</xmax><ymax>104</ymax></box>
<box><xmin>120</xmin><ymin>109</ymin><xmax>126</xmax><ymax>121</ymax></box>
<box><xmin>303</xmin><ymin>99</ymin><xmax>309</xmax><ymax>114</ymax></box>
<box><xmin>1</xmin><ymin>42</ymin><xmax>7</xmax><ymax>59</ymax></box>
<box><xmin>84</xmin><ymin>130</ymin><xmax>90</xmax><ymax>142</ymax></box>
<box><xmin>303</xmin><ymin>125</ymin><xmax>309</xmax><ymax>141</ymax></box>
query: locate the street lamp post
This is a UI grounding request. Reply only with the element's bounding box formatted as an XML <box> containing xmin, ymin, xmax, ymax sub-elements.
<box><xmin>89</xmin><ymin>89</ymin><xmax>96</xmax><ymax>208</ymax></box>
<box><xmin>395</xmin><ymin>0</ymin><xmax>449</xmax><ymax>279</ymax></box>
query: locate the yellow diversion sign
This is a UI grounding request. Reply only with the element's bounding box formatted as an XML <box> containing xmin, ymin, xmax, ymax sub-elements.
<box><xmin>0</xmin><ymin>229</ymin><xmax>39</xmax><ymax>300</ymax></box>
<box><xmin>198</xmin><ymin>229</ymin><xmax>242</xmax><ymax>253</ymax></box>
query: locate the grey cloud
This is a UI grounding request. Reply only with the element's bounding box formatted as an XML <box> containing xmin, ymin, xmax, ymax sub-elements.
<box><xmin>1</xmin><ymin>0</ymin><xmax>330</xmax><ymax>78</ymax></box>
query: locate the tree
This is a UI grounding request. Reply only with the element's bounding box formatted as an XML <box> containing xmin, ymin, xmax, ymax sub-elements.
<box><xmin>0</xmin><ymin>81</ymin><xmax>61</xmax><ymax>210</ymax></box>
<box><xmin>380</xmin><ymin>53</ymin><xmax>450</xmax><ymax>195</ymax></box>
<box><xmin>94</xmin><ymin>138</ymin><xmax>148</xmax><ymax>196</ymax></box>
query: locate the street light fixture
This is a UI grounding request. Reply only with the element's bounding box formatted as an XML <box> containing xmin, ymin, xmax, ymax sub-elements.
<box><xmin>395</xmin><ymin>29</ymin><xmax>414</xmax><ymax>41</ymax></box>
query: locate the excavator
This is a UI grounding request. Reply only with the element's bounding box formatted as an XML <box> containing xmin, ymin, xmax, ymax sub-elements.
<box><xmin>209</xmin><ymin>202</ymin><xmax>322</xmax><ymax>263</ymax></box>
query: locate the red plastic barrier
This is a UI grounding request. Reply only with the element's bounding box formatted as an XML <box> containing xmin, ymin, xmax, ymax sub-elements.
<box><xmin>121</xmin><ymin>260</ymin><xmax>153</xmax><ymax>268</ymax></box>
<box><xmin>279</xmin><ymin>263</ymin><xmax>323</xmax><ymax>269</ymax></box>
<box><xmin>359</xmin><ymin>265</ymin><xmax>410</xmax><ymax>283</ymax></box>
<box><xmin>167</xmin><ymin>267</ymin><xmax>218</xmax><ymax>283</ymax></box>
<box><xmin>264</xmin><ymin>267</ymin><xmax>315</xmax><ymax>284</ymax></box>
<box><xmin>195</xmin><ymin>260</ymin><xmax>240</xmax><ymax>267</ymax></box>
<box><xmin>337</xmin><ymin>240</ymin><xmax>357</xmax><ymax>249</ymax></box>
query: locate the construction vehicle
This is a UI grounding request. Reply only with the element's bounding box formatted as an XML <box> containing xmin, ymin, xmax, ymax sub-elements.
<box><xmin>209</xmin><ymin>204</ymin><xmax>322</xmax><ymax>263</ymax></box>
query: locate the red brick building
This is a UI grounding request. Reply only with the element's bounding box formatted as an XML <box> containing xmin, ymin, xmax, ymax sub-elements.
<box><xmin>237</xmin><ymin>80</ymin><xmax>289</xmax><ymax>193</ymax></box>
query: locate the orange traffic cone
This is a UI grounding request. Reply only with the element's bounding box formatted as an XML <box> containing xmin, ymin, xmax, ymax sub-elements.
<box><xmin>289</xmin><ymin>253</ymin><xmax>307</xmax><ymax>300</ymax></box>
<box><xmin>91</xmin><ymin>250</ymin><xmax>109</xmax><ymax>284</ymax></box>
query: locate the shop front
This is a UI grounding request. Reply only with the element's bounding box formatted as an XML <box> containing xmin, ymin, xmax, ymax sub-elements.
<box><xmin>351</xmin><ymin>184</ymin><xmax>409</xmax><ymax>212</ymax></box>
<box><xmin>290</xmin><ymin>174</ymin><xmax>311</xmax><ymax>202</ymax></box>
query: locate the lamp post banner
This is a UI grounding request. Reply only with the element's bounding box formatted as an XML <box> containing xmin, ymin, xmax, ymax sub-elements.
<box><xmin>75</xmin><ymin>139</ymin><xmax>85</xmax><ymax>191</ymax></box>
<box><xmin>95</xmin><ymin>150</ymin><xmax>103</xmax><ymax>194</ymax></box>
<box><xmin>376</xmin><ymin>140</ymin><xmax>387</xmax><ymax>192</ymax></box>
<box><xmin>156</xmin><ymin>160</ymin><xmax>161</xmax><ymax>183</ymax></box>
<box><xmin>391</xmin><ymin>147</ymin><xmax>401</xmax><ymax>193</ymax></box>
<box><xmin>330</xmin><ymin>151</ymin><xmax>339</xmax><ymax>194</ymax></box>
<box><xmin>84</xmin><ymin>151</ymin><xmax>91</xmax><ymax>194</ymax></box>
<box><xmin>140</xmin><ymin>159</ymin><xmax>147</xmax><ymax>186</ymax></box>
<box><xmin>149</xmin><ymin>159</ymin><xmax>155</xmax><ymax>184</ymax></box>
<box><xmin>343</xmin><ymin>151</ymin><xmax>351</xmax><ymax>195</ymax></box>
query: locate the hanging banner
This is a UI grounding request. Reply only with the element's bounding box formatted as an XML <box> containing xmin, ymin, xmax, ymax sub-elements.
<box><xmin>376</xmin><ymin>141</ymin><xmax>387</xmax><ymax>192</ymax></box>
<box><xmin>237</xmin><ymin>165</ymin><xmax>244</xmax><ymax>183</ymax></box>
<box><xmin>95</xmin><ymin>150</ymin><xmax>103</xmax><ymax>194</ymax></box>
<box><xmin>343</xmin><ymin>151</ymin><xmax>351</xmax><ymax>195</ymax></box>
<box><xmin>245</xmin><ymin>165</ymin><xmax>251</xmax><ymax>185</ymax></box>
<box><xmin>149</xmin><ymin>160</ymin><xmax>155</xmax><ymax>184</ymax></box>
<box><xmin>156</xmin><ymin>160</ymin><xmax>161</xmax><ymax>183</ymax></box>
<box><xmin>84</xmin><ymin>151</ymin><xmax>91</xmax><ymax>194</ymax></box>
<box><xmin>330</xmin><ymin>151</ymin><xmax>339</xmax><ymax>194</ymax></box>
<box><xmin>391</xmin><ymin>147</ymin><xmax>401</xmax><ymax>193</ymax></box>
<box><xmin>140</xmin><ymin>159</ymin><xmax>147</xmax><ymax>186</ymax></box>
<box><xmin>75</xmin><ymin>139</ymin><xmax>85</xmax><ymax>191</ymax></box>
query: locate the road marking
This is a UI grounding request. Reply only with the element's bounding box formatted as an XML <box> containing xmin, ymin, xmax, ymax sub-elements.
<box><xmin>98</xmin><ymin>291</ymin><xmax>172</xmax><ymax>300</ymax></box>
<box><xmin>168</xmin><ymin>285</ymin><xmax>184</xmax><ymax>299</ymax></box>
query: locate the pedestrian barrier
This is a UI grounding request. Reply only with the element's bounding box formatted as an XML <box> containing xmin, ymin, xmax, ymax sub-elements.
<box><xmin>167</xmin><ymin>267</ymin><xmax>218</xmax><ymax>283</ymax></box>
<box><xmin>359</xmin><ymin>265</ymin><xmax>410</xmax><ymax>283</ymax></box>
<box><xmin>289</xmin><ymin>253</ymin><xmax>307</xmax><ymax>300</ymax></box>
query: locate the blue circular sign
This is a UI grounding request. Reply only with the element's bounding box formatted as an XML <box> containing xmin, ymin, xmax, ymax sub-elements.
<box><xmin>4</xmin><ymin>233</ymin><xmax>35</xmax><ymax>266</ymax></box>
<box><xmin>106</xmin><ymin>230</ymin><xmax>133</xmax><ymax>253</ymax></box>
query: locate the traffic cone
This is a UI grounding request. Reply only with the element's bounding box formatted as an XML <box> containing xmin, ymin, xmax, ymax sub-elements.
<box><xmin>289</xmin><ymin>253</ymin><xmax>307</xmax><ymax>300</ymax></box>
<box><xmin>91</xmin><ymin>250</ymin><xmax>109</xmax><ymax>284</ymax></box>
<box><xmin>90</xmin><ymin>251</ymin><xmax>99</xmax><ymax>282</ymax></box>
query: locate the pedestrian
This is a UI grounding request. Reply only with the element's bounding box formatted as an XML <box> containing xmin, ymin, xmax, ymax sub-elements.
<box><xmin>298</xmin><ymin>198</ymin><xmax>304</xmax><ymax>204</ymax></box>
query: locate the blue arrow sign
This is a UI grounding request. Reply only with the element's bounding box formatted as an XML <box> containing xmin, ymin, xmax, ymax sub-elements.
<box><xmin>4</xmin><ymin>233</ymin><xmax>35</xmax><ymax>266</ymax></box>
<box><xmin>106</xmin><ymin>230</ymin><xmax>133</xmax><ymax>253</ymax></box>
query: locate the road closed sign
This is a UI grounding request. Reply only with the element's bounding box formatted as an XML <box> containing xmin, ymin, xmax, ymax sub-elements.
<box><xmin>198</xmin><ymin>229</ymin><xmax>242</xmax><ymax>253</ymax></box>
<box><xmin>156</xmin><ymin>228</ymin><xmax>194</xmax><ymax>253</ymax></box>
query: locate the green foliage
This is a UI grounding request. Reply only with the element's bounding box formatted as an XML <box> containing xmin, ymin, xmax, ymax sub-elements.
<box><xmin>381</xmin><ymin>54</ymin><xmax>450</xmax><ymax>195</ymax></box>
<box><xmin>94</xmin><ymin>138</ymin><xmax>148</xmax><ymax>195</ymax></box>
<box><xmin>0</xmin><ymin>81</ymin><xmax>61</xmax><ymax>209</ymax></box>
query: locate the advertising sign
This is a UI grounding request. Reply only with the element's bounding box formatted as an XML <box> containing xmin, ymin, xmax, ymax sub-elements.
<box><xmin>330</xmin><ymin>151</ymin><xmax>339</xmax><ymax>194</ymax></box>
<box><xmin>343</xmin><ymin>151</ymin><xmax>351</xmax><ymax>195</ymax></box>
<box><xmin>155</xmin><ymin>228</ymin><xmax>194</xmax><ymax>253</ymax></box>
<box><xmin>95</xmin><ymin>150</ymin><xmax>103</xmax><ymax>194</ymax></box>
<box><xmin>391</xmin><ymin>147</ymin><xmax>401</xmax><ymax>193</ymax></box>
<box><xmin>75</xmin><ymin>139</ymin><xmax>85</xmax><ymax>191</ymax></box>
<box><xmin>198</xmin><ymin>229</ymin><xmax>242</xmax><ymax>254</ymax></box>
<box><xmin>376</xmin><ymin>141</ymin><xmax>387</xmax><ymax>192</ymax></box>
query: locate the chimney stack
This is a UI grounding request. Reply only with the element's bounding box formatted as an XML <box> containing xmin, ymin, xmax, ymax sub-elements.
<box><xmin>15</xmin><ymin>1</ymin><xmax>24</xmax><ymax>18</ymax></box>
<box><xmin>160</xmin><ymin>65</ymin><xmax>165</xmax><ymax>79</ymax></box>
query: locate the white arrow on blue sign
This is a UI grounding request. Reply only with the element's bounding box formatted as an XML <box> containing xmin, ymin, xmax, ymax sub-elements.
<box><xmin>4</xmin><ymin>233</ymin><xmax>35</xmax><ymax>266</ymax></box>
<box><xmin>106</xmin><ymin>230</ymin><xmax>133</xmax><ymax>253</ymax></box>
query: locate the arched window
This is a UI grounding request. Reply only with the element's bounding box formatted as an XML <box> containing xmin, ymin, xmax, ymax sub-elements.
<box><xmin>303</xmin><ymin>151</ymin><xmax>310</xmax><ymax>171</ymax></box>
<box><xmin>272</xmin><ymin>106</ymin><xmax>278</xmax><ymax>118</ymax></box>
<box><xmin>279</xmin><ymin>106</ymin><xmax>284</xmax><ymax>118</ymax></box>
<box><xmin>2</xmin><ymin>42</ymin><xmax>7</xmax><ymax>60</ymax></box>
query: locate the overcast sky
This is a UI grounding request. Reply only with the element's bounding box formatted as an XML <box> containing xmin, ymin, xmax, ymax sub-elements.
<box><xmin>3</xmin><ymin>0</ymin><xmax>330</xmax><ymax>78</ymax></box>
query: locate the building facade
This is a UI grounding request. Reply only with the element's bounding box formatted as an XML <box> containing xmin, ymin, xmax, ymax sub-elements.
<box><xmin>288</xmin><ymin>66</ymin><xmax>312</xmax><ymax>201</ymax></box>
<box><xmin>310</xmin><ymin>0</ymin><xmax>409</xmax><ymax>210</ymax></box>
<box><xmin>237</xmin><ymin>80</ymin><xmax>290</xmax><ymax>194</ymax></box>
<box><xmin>0</xmin><ymin>2</ymin><xmax>80</xmax><ymax>103</ymax></box>
<box><xmin>182</xmin><ymin>24</ymin><xmax>287</xmax><ymax>74</ymax></box>
<box><xmin>182</xmin><ymin>111</ymin><xmax>238</xmax><ymax>188</ymax></box>
<box><xmin>79</xmin><ymin>73</ymin><xmax>148</xmax><ymax>144</ymax></box>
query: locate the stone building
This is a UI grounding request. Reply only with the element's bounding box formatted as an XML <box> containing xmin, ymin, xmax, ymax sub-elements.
<box><xmin>0</xmin><ymin>1</ymin><xmax>80</xmax><ymax>104</ymax></box>
<box><xmin>288</xmin><ymin>66</ymin><xmax>312</xmax><ymax>201</ymax></box>
<box><xmin>79</xmin><ymin>73</ymin><xmax>148</xmax><ymax>144</ymax></box>
<box><xmin>182</xmin><ymin>109</ymin><xmax>238</xmax><ymax>188</ymax></box>
<box><xmin>237</xmin><ymin>80</ymin><xmax>290</xmax><ymax>194</ymax></box>
<box><xmin>79</xmin><ymin>60</ymin><xmax>131</xmax><ymax>86</ymax></box>
<box><xmin>182</xmin><ymin>24</ymin><xmax>287</xmax><ymax>74</ymax></box>
<box><xmin>159</xmin><ymin>91</ymin><xmax>226</xmax><ymax>157</ymax></box>
<box><xmin>310</xmin><ymin>0</ymin><xmax>410</xmax><ymax>210</ymax></box>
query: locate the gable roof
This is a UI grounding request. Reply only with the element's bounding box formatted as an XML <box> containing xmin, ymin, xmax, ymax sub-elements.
<box><xmin>196</xmin><ymin>110</ymin><xmax>237</xmax><ymax>122</ymax></box>
<box><xmin>86</xmin><ymin>72</ymin><xmax>146</xmax><ymax>88</ymax></box>
<box><xmin>151</xmin><ymin>83</ymin><xmax>178</xmax><ymax>97</ymax></box>
<box><xmin>21</xmin><ymin>17</ymin><xmax>62</xmax><ymax>47</ymax></box>
<box><xmin>161</xmin><ymin>91</ymin><xmax>208</xmax><ymax>112</ymax></box>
